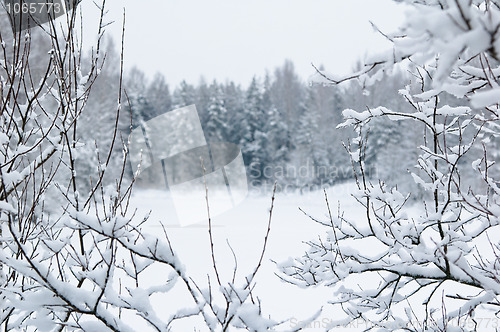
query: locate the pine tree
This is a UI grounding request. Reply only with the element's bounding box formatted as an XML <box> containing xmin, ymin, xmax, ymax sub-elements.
<box><xmin>262</xmin><ymin>74</ymin><xmax>288</xmax><ymax>173</ymax></box>
<box><xmin>196</xmin><ymin>77</ymin><xmax>211</xmax><ymax>124</ymax></box>
<box><xmin>172</xmin><ymin>80</ymin><xmax>197</xmax><ymax>108</ymax></box>
<box><xmin>146</xmin><ymin>72</ymin><xmax>172</xmax><ymax>116</ymax></box>
<box><xmin>223</xmin><ymin>81</ymin><xmax>244</xmax><ymax>144</ymax></box>
<box><xmin>205</xmin><ymin>81</ymin><xmax>229</xmax><ymax>142</ymax></box>
<box><xmin>292</xmin><ymin>87</ymin><xmax>330</xmax><ymax>186</ymax></box>
<box><xmin>128</xmin><ymin>94</ymin><xmax>156</xmax><ymax>127</ymax></box>
<box><xmin>265</xmin><ymin>106</ymin><xmax>288</xmax><ymax>168</ymax></box>
<box><xmin>238</xmin><ymin>77</ymin><xmax>268</xmax><ymax>179</ymax></box>
<box><xmin>270</xmin><ymin>60</ymin><xmax>305</xmax><ymax>151</ymax></box>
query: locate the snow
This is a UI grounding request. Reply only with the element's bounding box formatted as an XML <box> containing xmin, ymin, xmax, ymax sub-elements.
<box><xmin>0</xmin><ymin>201</ymin><xmax>16</xmax><ymax>214</ymax></box>
<box><xmin>338</xmin><ymin>107</ymin><xmax>387</xmax><ymax>128</ymax></box>
<box><xmin>124</xmin><ymin>183</ymin><xmax>360</xmax><ymax>330</ymax></box>
<box><xmin>308</xmin><ymin>69</ymin><xmax>339</xmax><ymax>85</ymax></box>
<box><xmin>436</xmin><ymin>105</ymin><xmax>470</xmax><ymax>116</ymax></box>
<box><xmin>470</xmin><ymin>88</ymin><xmax>500</xmax><ymax>108</ymax></box>
<box><xmin>0</xmin><ymin>132</ymin><xmax>9</xmax><ymax>145</ymax></box>
<box><xmin>113</xmin><ymin>179</ymin><xmax>500</xmax><ymax>330</ymax></box>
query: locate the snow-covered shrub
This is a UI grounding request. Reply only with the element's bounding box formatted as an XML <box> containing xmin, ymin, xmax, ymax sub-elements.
<box><xmin>0</xmin><ymin>3</ymin><xmax>277</xmax><ymax>331</ymax></box>
<box><xmin>279</xmin><ymin>1</ymin><xmax>500</xmax><ymax>330</ymax></box>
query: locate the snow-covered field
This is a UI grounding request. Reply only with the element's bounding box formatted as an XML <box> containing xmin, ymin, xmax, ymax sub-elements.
<box><xmin>124</xmin><ymin>181</ymin><xmax>499</xmax><ymax>331</ymax></box>
<box><xmin>126</xmin><ymin>182</ymin><xmax>362</xmax><ymax>331</ymax></box>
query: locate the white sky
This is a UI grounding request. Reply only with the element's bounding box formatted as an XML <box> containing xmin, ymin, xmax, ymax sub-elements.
<box><xmin>80</xmin><ymin>0</ymin><xmax>407</xmax><ymax>87</ymax></box>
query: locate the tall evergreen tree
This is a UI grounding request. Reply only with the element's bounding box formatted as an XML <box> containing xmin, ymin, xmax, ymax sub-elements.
<box><xmin>262</xmin><ymin>74</ymin><xmax>288</xmax><ymax>173</ymax></box>
<box><xmin>172</xmin><ymin>80</ymin><xmax>197</xmax><ymax>108</ymax></box>
<box><xmin>146</xmin><ymin>72</ymin><xmax>172</xmax><ymax>116</ymax></box>
<box><xmin>223</xmin><ymin>81</ymin><xmax>244</xmax><ymax>144</ymax></box>
<box><xmin>196</xmin><ymin>77</ymin><xmax>211</xmax><ymax>124</ymax></box>
<box><xmin>292</xmin><ymin>87</ymin><xmax>330</xmax><ymax>186</ymax></box>
<box><xmin>128</xmin><ymin>94</ymin><xmax>156</xmax><ymax>128</ymax></box>
<box><xmin>205</xmin><ymin>81</ymin><xmax>229</xmax><ymax>142</ymax></box>
<box><xmin>270</xmin><ymin>60</ymin><xmax>305</xmax><ymax>151</ymax></box>
<box><xmin>238</xmin><ymin>77</ymin><xmax>267</xmax><ymax>179</ymax></box>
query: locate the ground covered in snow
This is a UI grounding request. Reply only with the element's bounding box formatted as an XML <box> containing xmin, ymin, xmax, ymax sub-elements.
<box><xmin>124</xmin><ymin>180</ymin><xmax>499</xmax><ymax>331</ymax></box>
<box><xmin>126</xmin><ymin>182</ymin><xmax>364</xmax><ymax>331</ymax></box>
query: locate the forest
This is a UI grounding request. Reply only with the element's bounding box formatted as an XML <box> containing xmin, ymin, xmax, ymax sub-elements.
<box><xmin>83</xmin><ymin>44</ymin><xmax>436</xmax><ymax>196</ymax></box>
<box><xmin>0</xmin><ymin>1</ymin><xmax>499</xmax><ymax>331</ymax></box>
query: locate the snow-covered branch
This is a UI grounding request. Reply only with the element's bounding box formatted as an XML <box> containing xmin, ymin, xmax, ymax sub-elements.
<box><xmin>283</xmin><ymin>1</ymin><xmax>500</xmax><ymax>330</ymax></box>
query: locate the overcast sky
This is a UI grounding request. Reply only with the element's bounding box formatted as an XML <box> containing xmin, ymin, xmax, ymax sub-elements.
<box><xmin>80</xmin><ymin>0</ymin><xmax>406</xmax><ymax>87</ymax></box>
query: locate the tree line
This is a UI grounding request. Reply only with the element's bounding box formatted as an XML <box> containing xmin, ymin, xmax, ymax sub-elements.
<box><xmin>81</xmin><ymin>41</ymin><xmax>434</xmax><ymax>194</ymax></box>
